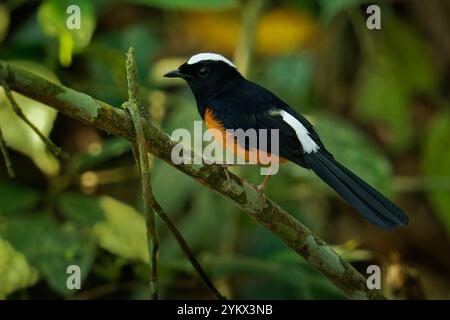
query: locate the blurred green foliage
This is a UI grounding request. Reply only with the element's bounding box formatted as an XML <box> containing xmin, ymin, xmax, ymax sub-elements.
<box><xmin>0</xmin><ymin>61</ymin><xmax>60</xmax><ymax>175</ymax></box>
<box><xmin>356</xmin><ymin>17</ymin><xmax>439</xmax><ymax>152</ymax></box>
<box><xmin>423</xmin><ymin>111</ymin><xmax>450</xmax><ymax>235</ymax></box>
<box><xmin>38</xmin><ymin>0</ymin><xmax>96</xmax><ymax>66</ymax></box>
<box><xmin>0</xmin><ymin>0</ymin><xmax>449</xmax><ymax>300</ymax></box>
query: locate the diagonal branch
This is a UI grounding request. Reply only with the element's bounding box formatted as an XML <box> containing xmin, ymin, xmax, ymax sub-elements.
<box><xmin>0</xmin><ymin>60</ymin><xmax>386</xmax><ymax>300</ymax></box>
<box><xmin>153</xmin><ymin>201</ymin><xmax>226</xmax><ymax>299</ymax></box>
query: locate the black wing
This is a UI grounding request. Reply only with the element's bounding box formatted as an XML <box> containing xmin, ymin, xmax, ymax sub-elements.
<box><xmin>208</xmin><ymin>79</ymin><xmax>408</xmax><ymax>230</ymax></box>
<box><xmin>209</xmin><ymin>80</ymin><xmax>329</xmax><ymax>166</ymax></box>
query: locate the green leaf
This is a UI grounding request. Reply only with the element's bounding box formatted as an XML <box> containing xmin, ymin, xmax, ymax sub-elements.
<box><xmin>38</xmin><ymin>225</ymin><xmax>96</xmax><ymax>296</ymax></box>
<box><xmin>57</xmin><ymin>192</ymin><xmax>106</xmax><ymax>226</ymax></box>
<box><xmin>0</xmin><ymin>181</ymin><xmax>40</xmax><ymax>215</ymax></box>
<box><xmin>38</xmin><ymin>0</ymin><xmax>96</xmax><ymax>66</ymax></box>
<box><xmin>159</xmin><ymin>189</ymin><xmax>232</xmax><ymax>261</ymax></box>
<box><xmin>152</xmin><ymin>159</ymin><xmax>201</xmax><ymax>213</ymax></box>
<box><xmin>4</xmin><ymin>214</ymin><xmax>96</xmax><ymax>296</ymax></box>
<box><xmin>0</xmin><ymin>238</ymin><xmax>39</xmax><ymax>299</ymax></box>
<box><xmin>0</xmin><ymin>61</ymin><xmax>60</xmax><ymax>176</ymax></box>
<box><xmin>124</xmin><ymin>0</ymin><xmax>239</xmax><ymax>10</ymax></box>
<box><xmin>313</xmin><ymin>113</ymin><xmax>393</xmax><ymax>194</ymax></box>
<box><xmin>59</xmin><ymin>194</ymin><xmax>150</xmax><ymax>262</ymax></box>
<box><xmin>423</xmin><ymin>111</ymin><xmax>450</xmax><ymax>235</ymax></box>
<box><xmin>93</xmin><ymin>196</ymin><xmax>148</xmax><ymax>262</ymax></box>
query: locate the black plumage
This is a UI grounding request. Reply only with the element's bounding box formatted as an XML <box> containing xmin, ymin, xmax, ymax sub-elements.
<box><xmin>164</xmin><ymin>54</ymin><xmax>409</xmax><ymax>230</ymax></box>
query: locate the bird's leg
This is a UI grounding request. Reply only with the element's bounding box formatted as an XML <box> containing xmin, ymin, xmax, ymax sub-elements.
<box><xmin>254</xmin><ymin>172</ymin><xmax>272</xmax><ymax>210</ymax></box>
<box><xmin>257</xmin><ymin>174</ymin><xmax>272</xmax><ymax>193</ymax></box>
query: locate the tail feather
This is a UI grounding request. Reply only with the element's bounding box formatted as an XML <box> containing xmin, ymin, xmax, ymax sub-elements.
<box><xmin>303</xmin><ymin>151</ymin><xmax>408</xmax><ymax>230</ymax></box>
<box><xmin>330</xmin><ymin>156</ymin><xmax>408</xmax><ymax>225</ymax></box>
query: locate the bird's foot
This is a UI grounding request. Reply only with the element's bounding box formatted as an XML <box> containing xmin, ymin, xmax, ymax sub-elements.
<box><xmin>254</xmin><ymin>183</ymin><xmax>266</xmax><ymax>212</ymax></box>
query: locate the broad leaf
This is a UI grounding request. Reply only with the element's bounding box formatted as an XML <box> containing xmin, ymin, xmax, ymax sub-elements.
<box><xmin>58</xmin><ymin>192</ymin><xmax>106</xmax><ymax>226</ymax></box>
<box><xmin>0</xmin><ymin>238</ymin><xmax>39</xmax><ymax>299</ymax></box>
<box><xmin>159</xmin><ymin>189</ymin><xmax>233</xmax><ymax>261</ymax></box>
<box><xmin>0</xmin><ymin>61</ymin><xmax>60</xmax><ymax>176</ymax></box>
<box><xmin>60</xmin><ymin>194</ymin><xmax>151</xmax><ymax>262</ymax></box>
<box><xmin>0</xmin><ymin>181</ymin><xmax>40</xmax><ymax>215</ymax></box>
<box><xmin>93</xmin><ymin>196</ymin><xmax>148</xmax><ymax>262</ymax></box>
<box><xmin>4</xmin><ymin>214</ymin><xmax>96</xmax><ymax>296</ymax></box>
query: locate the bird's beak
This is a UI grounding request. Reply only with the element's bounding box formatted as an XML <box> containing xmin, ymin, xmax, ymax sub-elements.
<box><xmin>164</xmin><ymin>69</ymin><xmax>184</xmax><ymax>78</ymax></box>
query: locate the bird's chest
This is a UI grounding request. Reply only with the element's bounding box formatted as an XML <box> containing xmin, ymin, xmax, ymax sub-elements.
<box><xmin>203</xmin><ymin>108</ymin><xmax>234</xmax><ymax>148</ymax></box>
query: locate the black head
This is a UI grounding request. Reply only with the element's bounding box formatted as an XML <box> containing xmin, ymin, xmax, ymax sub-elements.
<box><xmin>164</xmin><ymin>53</ymin><xmax>243</xmax><ymax>101</ymax></box>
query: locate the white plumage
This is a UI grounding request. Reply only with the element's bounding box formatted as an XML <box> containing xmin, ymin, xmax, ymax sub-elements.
<box><xmin>187</xmin><ymin>53</ymin><xmax>236</xmax><ymax>68</ymax></box>
<box><xmin>278</xmin><ymin>110</ymin><xmax>320</xmax><ymax>154</ymax></box>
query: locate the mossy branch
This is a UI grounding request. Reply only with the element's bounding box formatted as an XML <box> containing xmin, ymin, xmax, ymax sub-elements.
<box><xmin>122</xmin><ymin>47</ymin><xmax>159</xmax><ymax>299</ymax></box>
<box><xmin>0</xmin><ymin>60</ymin><xmax>386</xmax><ymax>300</ymax></box>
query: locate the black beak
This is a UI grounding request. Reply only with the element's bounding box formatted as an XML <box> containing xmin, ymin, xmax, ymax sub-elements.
<box><xmin>164</xmin><ymin>69</ymin><xmax>184</xmax><ymax>78</ymax></box>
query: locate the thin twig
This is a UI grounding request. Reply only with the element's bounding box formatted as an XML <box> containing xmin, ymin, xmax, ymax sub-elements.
<box><xmin>153</xmin><ymin>201</ymin><xmax>226</xmax><ymax>300</ymax></box>
<box><xmin>123</xmin><ymin>47</ymin><xmax>159</xmax><ymax>299</ymax></box>
<box><xmin>2</xmin><ymin>81</ymin><xmax>69</xmax><ymax>160</ymax></box>
<box><xmin>0</xmin><ymin>126</ymin><xmax>14</xmax><ymax>178</ymax></box>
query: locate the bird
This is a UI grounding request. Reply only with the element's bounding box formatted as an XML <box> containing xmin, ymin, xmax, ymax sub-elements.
<box><xmin>164</xmin><ymin>52</ymin><xmax>409</xmax><ymax>230</ymax></box>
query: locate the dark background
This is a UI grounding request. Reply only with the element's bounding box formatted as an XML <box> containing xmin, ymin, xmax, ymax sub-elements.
<box><xmin>0</xmin><ymin>0</ymin><xmax>449</xmax><ymax>299</ymax></box>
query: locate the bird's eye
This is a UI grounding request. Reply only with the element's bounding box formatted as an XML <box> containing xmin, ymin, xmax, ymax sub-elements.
<box><xmin>197</xmin><ymin>67</ymin><xmax>210</xmax><ymax>78</ymax></box>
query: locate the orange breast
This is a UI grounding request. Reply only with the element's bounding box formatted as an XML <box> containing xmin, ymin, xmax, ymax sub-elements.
<box><xmin>204</xmin><ymin>108</ymin><xmax>287</xmax><ymax>165</ymax></box>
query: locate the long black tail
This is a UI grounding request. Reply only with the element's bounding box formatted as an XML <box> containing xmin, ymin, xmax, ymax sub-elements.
<box><xmin>303</xmin><ymin>151</ymin><xmax>408</xmax><ymax>230</ymax></box>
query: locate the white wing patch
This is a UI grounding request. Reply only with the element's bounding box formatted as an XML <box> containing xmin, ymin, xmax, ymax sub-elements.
<box><xmin>187</xmin><ymin>53</ymin><xmax>236</xmax><ymax>68</ymax></box>
<box><xmin>278</xmin><ymin>110</ymin><xmax>320</xmax><ymax>154</ymax></box>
